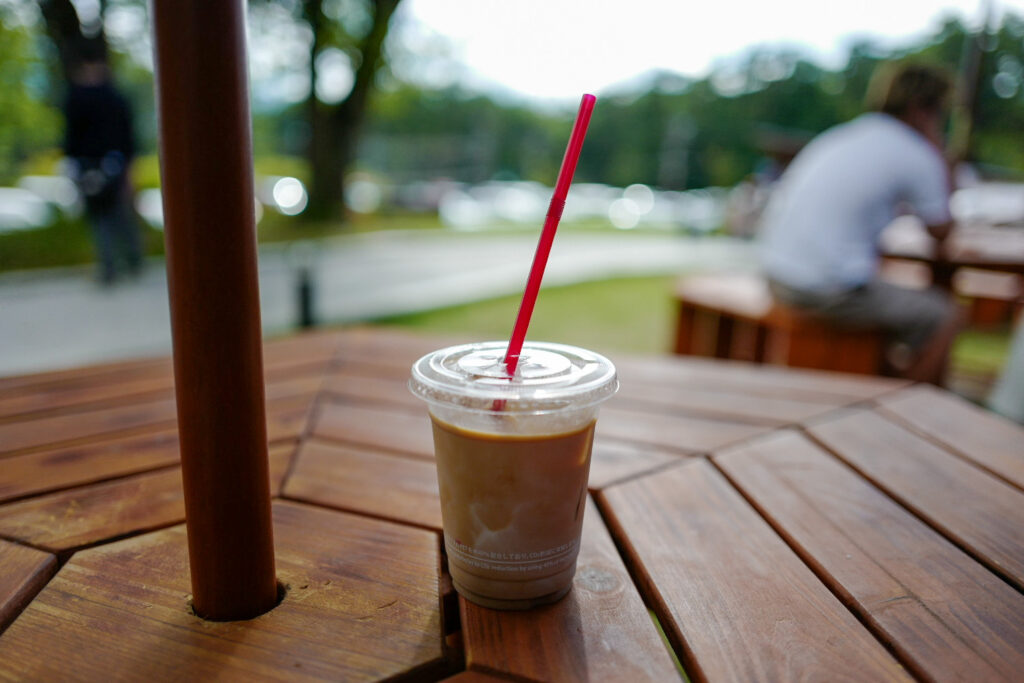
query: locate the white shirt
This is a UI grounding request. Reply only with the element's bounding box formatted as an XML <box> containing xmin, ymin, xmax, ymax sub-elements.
<box><xmin>759</xmin><ymin>113</ymin><xmax>950</xmax><ymax>293</ymax></box>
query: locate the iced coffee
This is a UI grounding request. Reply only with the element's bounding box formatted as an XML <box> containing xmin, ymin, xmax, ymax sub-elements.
<box><xmin>410</xmin><ymin>341</ymin><xmax>617</xmax><ymax>610</ymax></box>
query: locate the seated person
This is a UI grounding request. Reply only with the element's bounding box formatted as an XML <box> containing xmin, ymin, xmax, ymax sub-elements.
<box><xmin>758</xmin><ymin>62</ymin><xmax>963</xmax><ymax>385</ymax></box>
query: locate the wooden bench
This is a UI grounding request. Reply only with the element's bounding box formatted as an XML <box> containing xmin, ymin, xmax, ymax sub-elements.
<box><xmin>673</xmin><ymin>273</ymin><xmax>886</xmax><ymax>375</ymax></box>
<box><xmin>954</xmin><ymin>268</ymin><xmax>1024</xmax><ymax>327</ymax></box>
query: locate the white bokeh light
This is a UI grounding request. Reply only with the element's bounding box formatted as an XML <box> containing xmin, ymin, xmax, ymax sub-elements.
<box><xmin>272</xmin><ymin>177</ymin><xmax>309</xmax><ymax>216</ymax></box>
<box><xmin>315</xmin><ymin>48</ymin><xmax>355</xmax><ymax>104</ymax></box>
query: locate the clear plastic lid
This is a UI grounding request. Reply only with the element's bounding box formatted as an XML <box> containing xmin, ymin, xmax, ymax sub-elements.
<box><xmin>410</xmin><ymin>341</ymin><xmax>617</xmax><ymax>414</ymax></box>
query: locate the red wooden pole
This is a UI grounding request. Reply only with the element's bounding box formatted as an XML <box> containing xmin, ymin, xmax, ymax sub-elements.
<box><xmin>151</xmin><ymin>0</ymin><xmax>278</xmax><ymax>620</ymax></box>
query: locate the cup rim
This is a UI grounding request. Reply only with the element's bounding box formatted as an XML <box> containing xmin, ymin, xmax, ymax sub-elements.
<box><xmin>409</xmin><ymin>340</ymin><xmax>618</xmax><ymax>411</ymax></box>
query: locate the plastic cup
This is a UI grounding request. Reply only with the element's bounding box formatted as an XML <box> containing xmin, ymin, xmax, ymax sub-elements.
<box><xmin>410</xmin><ymin>341</ymin><xmax>617</xmax><ymax>610</ymax></box>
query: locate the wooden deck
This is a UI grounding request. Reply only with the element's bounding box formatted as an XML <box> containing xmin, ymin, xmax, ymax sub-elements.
<box><xmin>1</xmin><ymin>327</ymin><xmax>1023</xmax><ymax>681</ymax></box>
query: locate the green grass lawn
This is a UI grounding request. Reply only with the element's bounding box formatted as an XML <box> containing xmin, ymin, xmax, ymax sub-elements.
<box><xmin>374</xmin><ymin>275</ymin><xmax>680</xmax><ymax>357</ymax></box>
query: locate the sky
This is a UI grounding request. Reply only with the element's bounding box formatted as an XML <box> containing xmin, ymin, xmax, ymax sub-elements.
<box><xmin>400</xmin><ymin>0</ymin><xmax>1024</xmax><ymax>104</ymax></box>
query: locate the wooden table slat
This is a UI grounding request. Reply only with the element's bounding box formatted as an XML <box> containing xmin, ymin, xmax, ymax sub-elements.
<box><xmin>284</xmin><ymin>439</ymin><xmax>442</xmax><ymax>530</ymax></box>
<box><xmin>0</xmin><ymin>428</ymin><xmax>181</xmax><ymax>505</ymax></box>
<box><xmin>615</xmin><ymin>354</ymin><xmax>909</xmax><ymax>402</ymax></box>
<box><xmin>461</xmin><ymin>498</ymin><xmax>682</xmax><ymax>682</ymax></box>
<box><xmin>0</xmin><ymin>501</ymin><xmax>446</xmax><ymax>681</ymax></box>
<box><xmin>0</xmin><ymin>396</ymin><xmax>179</xmax><ymax>458</ymax></box>
<box><xmin>0</xmin><ymin>444</ymin><xmax>294</xmax><ymax>553</ymax></box>
<box><xmin>0</xmin><ymin>356</ymin><xmax>333</xmax><ymax>424</ymax></box>
<box><xmin>323</xmin><ymin>371</ymin><xmax>422</xmax><ymax>410</ymax></box>
<box><xmin>0</xmin><ymin>330</ymin><xmax>340</xmax><ymax>418</ymax></box>
<box><xmin>598</xmin><ymin>404</ymin><xmax>770</xmax><ymax>454</ymax></box>
<box><xmin>0</xmin><ymin>374</ymin><xmax>321</xmax><ymax>458</ymax></box>
<box><xmin>313</xmin><ymin>400</ymin><xmax>435</xmax><ymax>459</ymax></box>
<box><xmin>439</xmin><ymin>672</ymin><xmax>516</xmax><ymax>682</ymax></box>
<box><xmin>587</xmin><ymin>438</ymin><xmax>687</xmax><ymax>491</ymax></box>
<box><xmin>809</xmin><ymin>409</ymin><xmax>1024</xmax><ymax>590</ymax></box>
<box><xmin>878</xmin><ymin>384</ymin><xmax>1024</xmax><ymax>491</ymax></box>
<box><xmin>0</xmin><ymin>355</ymin><xmax>171</xmax><ymax>395</ymax></box>
<box><xmin>613</xmin><ymin>375</ymin><xmax>847</xmax><ymax>426</ymax></box>
<box><xmin>0</xmin><ymin>367</ymin><xmax>174</xmax><ymax>423</ymax></box>
<box><xmin>0</xmin><ymin>540</ymin><xmax>57</xmax><ymax>632</ymax></box>
<box><xmin>716</xmin><ymin>429</ymin><xmax>1024</xmax><ymax>682</ymax></box>
<box><xmin>599</xmin><ymin>459</ymin><xmax>911</xmax><ymax>682</ymax></box>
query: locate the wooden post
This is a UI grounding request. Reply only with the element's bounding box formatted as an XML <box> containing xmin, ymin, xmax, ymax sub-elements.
<box><xmin>151</xmin><ymin>0</ymin><xmax>278</xmax><ymax>620</ymax></box>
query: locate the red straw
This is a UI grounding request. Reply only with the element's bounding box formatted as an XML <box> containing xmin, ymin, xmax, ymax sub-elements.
<box><xmin>503</xmin><ymin>93</ymin><xmax>596</xmax><ymax>376</ymax></box>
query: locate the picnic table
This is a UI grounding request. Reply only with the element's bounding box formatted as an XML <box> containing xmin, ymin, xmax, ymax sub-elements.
<box><xmin>1</xmin><ymin>326</ymin><xmax>1022</xmax><ymax>681</ymax></box>
<box><xmin>880</xmin><ymin>218</ymin><xmax>1024</xmax><ymax>286</ymax></box>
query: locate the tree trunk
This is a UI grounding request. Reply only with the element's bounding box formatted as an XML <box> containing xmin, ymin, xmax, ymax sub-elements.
<box><xmin>303</xmin><ymin>0</ymin><xmax>401</xmax><ymax>221</ymax></box>
<box><xmin>37</xmin><ymin>0</ymin><xmax>89</xmax><ymax>80</ymax></box>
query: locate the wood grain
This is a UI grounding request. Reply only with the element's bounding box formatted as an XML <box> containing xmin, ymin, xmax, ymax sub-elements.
<box><xmin>439</xmin><ymin>672</ymin><xmax>516</xmax><ymax>682</ymax></box>
<box><xmin>599</xmin><ymin>459</ymin><xmax>910</xmax><ymax>682</ymax></box>
<box><xmin>598</xmin><ymin>404</ymin><xmax>769</xmax><ymax>454</ymax></box>
<box><xmin>587</xmin><ymin>438</ymin><xmax>686</xmax><ymax>491</ymax></box>
<box><xmin>0</xmin><ymin>444</ymin><xmax>294</xmax><ymax>552</ymax></box>
<box><xmin>615</xmin><ymin>354</ymin><xmax>908</xmax><ymax>402</ymax></box>
<box><xmin>614</xmin><ymin>375</ymin><xmax>844</xmax><ymax>426</ymax></box>
<box><xmin>716</xmin><ymin>429</ymin><xmax>1024</xmax><ymax>682</ymax></box>
<box><xmin>313</xmin><ymin>400</ymin><xmax>435</xmax><ymax>459</ymax></box>
<box><xmin>284</xmin><ymin>439</ymin><xmax>442</xmax><ymax>529</ymax></box>
<box><xmin>0</xmin><ymin>396</ymin><xmax>308</xmax><ymax>502</ymax></box>
<box><xmin>0</xmin><ymin>540</ymin><xmax>57</xmax><ymax>633</ymax></box>
<box><xmin>878</xmin><ymin>384</ymin><xmax>1024</xmax><ymax>491</ymax></box>
<box><xmin>0</xmin><ymin>501</ymin><xmax>445</xmax><ymax>681</ymax></box>
<box><xmin>0</xmin><ymin>367</ymin><xmax>173</xmax><ymax>423</ymax></box>
<box><xmin>809</xmin><ymin>409</ymin><xmax>1024</xmax><ymax>589</ymax></box>
<box><xmin>0</xmin><ymin>355</ymin><xmax>169</xmax><ymax>396</ymax></box>
<box><xmin>0</xmin><ymin>326</ymin><xmax>336</xmax><ymax>396</ymax></box>
<box><xmin>322</xmin><ymin>370</ymin><xmax>422</xmax><ymax>410</ymax></box>
<box><xmin>461</xmin><ymin>498</ymin><xmax>681</xmax><ymax>682</ymax></box>
<box><xmin>0</xmin><ymin>429</ymin><xmax>180</xmax><ymax>504</ymax></box>
<box><xmin>0</xmin><ymin>397</ymin><xmax>179</xmax><ymax>457</ymax></box>
<box><xmin>0</xmin><ymin>375</ymin><xmax>320</xmax><ymax>458</ymax></box>
<box><xmin>266</xmin><ymin>393</ymin><xmax>318</xmax><ymax>443</ymax></box>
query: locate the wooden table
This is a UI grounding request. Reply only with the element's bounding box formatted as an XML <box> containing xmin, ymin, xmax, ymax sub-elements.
<box><xmin>881</xmin><ymin>218</ymin><xmax>1024</xmax><ymax>288</ymax></box>
<box><xmin>1</xmin><ymin>327</ymin><xmax>1023</xmax><ymax>681</ymax></box>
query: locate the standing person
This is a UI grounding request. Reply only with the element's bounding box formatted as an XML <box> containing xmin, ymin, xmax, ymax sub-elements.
<box><xmin>758</xmin><ymin>62</ymin><xmax>963</xmax><ymax>385</ymax></box>
<box><xmin>63</xmin><ymin>38</ymin><xmax>141</xmax><ymax>285</ymax></box>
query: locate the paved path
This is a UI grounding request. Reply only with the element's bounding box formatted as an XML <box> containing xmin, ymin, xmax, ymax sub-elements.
<box><xmin>0</xmin><ymin>230</ymin><xmax>755</xmax><ymax>376</ymax></box>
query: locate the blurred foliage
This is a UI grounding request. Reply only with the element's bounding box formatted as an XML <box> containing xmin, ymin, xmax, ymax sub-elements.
<box><xmin>0</xmin><ymin>7</ymin><xmax>61</xmax><ymax>184</ymax></box>
<box><xmin>0</xmin><ymin>214</ymin><xmax>94</xmax><ymax>271</ymax></box>
<box><xmin>130</xmin><ymin>153</ymin><xmax>160</xmax><ymax>189</ymax></box>
<box><xmin>2</xmin><ymin>5</ymin><xmax>1023</xmax><ymax>203</ymax></box>
<box><xmin>0</xmin><ymin>214</ymin><xmax>165</xmax><ymax>271</ymax></box>
<box><xmin>253</xmin><ymin>154</ymin><xmax>312</xmax><ymax>184</ymax></box>
<box><xmin>355</xmin><ymin>11</ymin><xmax>1024</xmax><ymax>189</ymax></box>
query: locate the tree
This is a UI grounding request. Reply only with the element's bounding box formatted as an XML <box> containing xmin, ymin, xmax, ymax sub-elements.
<box><xmin>300</xmin><ymin>0</ymin><xmax>402</xmax><ymax>219</ymax></box>
<box><xmin>36</xmin><ymin>0</ymin><xmax>100</xmax><ymax>80</ymax></box>
<box><xmin>35</xmin><ymin>0</ymin><xmax>403</xmax><ymax>220</ymax></box>
<box><xmin>0</xmin><ymin>7</ymin><xmax>61</xmax><ymax>182</ymax></box>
